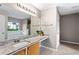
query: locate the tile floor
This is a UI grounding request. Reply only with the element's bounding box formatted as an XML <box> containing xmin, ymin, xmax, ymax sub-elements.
<box><xmin>40</xmin><ymin>42</ymin><xmax>79</xmax><ymax>55</ymax></box>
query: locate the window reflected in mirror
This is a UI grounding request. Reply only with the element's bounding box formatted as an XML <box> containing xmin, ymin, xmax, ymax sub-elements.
<box><xmin>8</xmin><ymin>22</ymin><xmax>20</xmax><ymax>31</ymax></box>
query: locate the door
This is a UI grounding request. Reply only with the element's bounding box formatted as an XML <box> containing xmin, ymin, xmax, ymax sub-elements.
<box><xmin>27</xmin><ymin>42</ymin><xmax>40</xmax><ymax>55</ymax></box>
<box><xmin>15</xmin><ymin>49</ymin><xmax>26</xmax><ymax>55</ymax></box>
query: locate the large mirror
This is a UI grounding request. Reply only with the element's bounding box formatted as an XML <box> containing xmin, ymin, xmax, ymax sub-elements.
<box><xmin>0</xmin><ymin>3</ymin><xmax>40</xmax><ymax>40</ymax></box>
<box><xmin>0</xmin><ymin>3</ymin><xmax>41</xmax><ymax>41</ymax></box>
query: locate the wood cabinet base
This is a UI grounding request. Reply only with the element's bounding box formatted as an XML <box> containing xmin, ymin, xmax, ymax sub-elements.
<box><xmin>15</xmin><ymin>42</ymin><xmax>40</xmax><ymax>55</ymax></box>
<box><xmin>27</xmin><ymin>42</ymin><xmax>40</xmax><ymax>55</ymax></box>
<box><xmin>15</xmin><ymin>49</ymin><xmax>26</xmax><ymax>55</ymax></box>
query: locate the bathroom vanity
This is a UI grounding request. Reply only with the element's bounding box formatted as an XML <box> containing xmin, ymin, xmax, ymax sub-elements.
<box><xmin>0</xmin><ymin>36</ymin><xmax>48</xmax><ymax>55</ymax></box>
<box><xmin>15</xmin><ymin>42</ymin><xmax>40</xmax><ymax>55</ymax></box>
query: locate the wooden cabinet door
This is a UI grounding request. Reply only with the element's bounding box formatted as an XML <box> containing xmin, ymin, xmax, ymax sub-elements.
<box><xmin>27</xmin><ymin>42</ymin><xmax>40</xmax><ymax>55</ymax></box>
<box><xmin>16</xmin><ymin>49</ymin><xmax>26</xmax><ymax>55</ymax></box>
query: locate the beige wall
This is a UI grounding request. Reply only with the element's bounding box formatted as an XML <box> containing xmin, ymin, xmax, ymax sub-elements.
<box><xmin>56</xmin><ymin>9</ymin><xmax>60</xmax><ymax>48</ymax></box>
<box><xmin>30</xmin><ymin>6</ymin><xmax>41</xmax><ymax>36</ymax></box>
<box><xmin>41</xmin><ymin>5</ymin><xmax>59</xmax><ymax>49</ymax></box>
<box><xmin>0</xmin><ymin>10</ymin><xmax>8</xmax><ymax>41</ymax></box>
<box><xmin>31</xmin><ymin>16</ymin><xmax>41</xmax><ymax>35</ymax></box>
<box><xmin>0</xmin><ymin>15</ymin><xmax>7</xmax><ymax>40</ymax></box>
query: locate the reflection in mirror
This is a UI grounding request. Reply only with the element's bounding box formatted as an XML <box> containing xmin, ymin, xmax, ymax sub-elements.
<box><xmin>8</xmin><ymin>22</ymin><xmax>20</xmax><ymax>31</ymax></box>
<box><xmin>7</xmin><ymin>17</ymin><xmax>31</xmax><ymax>40</ymax></box>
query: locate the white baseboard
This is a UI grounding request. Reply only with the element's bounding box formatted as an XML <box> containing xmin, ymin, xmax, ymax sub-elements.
<box><xmin>61</xmin><ymin>40</ymin><xmax>79</xmax><ymax>45</ymax></box>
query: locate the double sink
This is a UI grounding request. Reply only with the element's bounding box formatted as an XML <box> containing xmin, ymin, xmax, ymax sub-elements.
<box><xmin>12</xmin><ymin>38</ymin><xmax>38</xmax><ymax>48</ymax></box>
<box><xmin>12</xmin><ymin>36</ymin><xmax>40</xmax><ymax>48</ymax></box>
<box><xmin>0</xmin><ymin>39</ymin><xmax>31</xmax><ymax>49</ymax></box>
<box><xmin>0</xmin><ymin>36</ymin><xmax>41</xmax><ymax>49</ymax></box>
<box><xmin>13</xmin><ymin>42</ymin><xmax>29</xmax><ymax>48</ymax></box>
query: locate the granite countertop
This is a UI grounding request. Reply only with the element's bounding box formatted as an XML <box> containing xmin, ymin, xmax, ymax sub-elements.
<box><xmin>0</xmin><ymin>35</ymin><xmax>48</xmax><ymax>55</ymax></box>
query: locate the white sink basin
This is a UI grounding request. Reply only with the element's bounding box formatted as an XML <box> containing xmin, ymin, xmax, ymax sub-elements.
<box><xmin>13</xmin><ymin>42</ymin><xmax>29</xmax><ymax>48</ymax></box>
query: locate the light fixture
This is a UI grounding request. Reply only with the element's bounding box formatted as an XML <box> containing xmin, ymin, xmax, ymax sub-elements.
<box><xmin>17</xmin><ymin>3</ymin><xmax>37</xmax><ymax>16</ymax></box>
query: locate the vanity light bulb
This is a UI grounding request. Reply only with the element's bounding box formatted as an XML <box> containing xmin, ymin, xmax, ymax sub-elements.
<box><xmin>17</xmin><ymin>3</ymin><xmax>36</xmax><ymax>16</ymax></box>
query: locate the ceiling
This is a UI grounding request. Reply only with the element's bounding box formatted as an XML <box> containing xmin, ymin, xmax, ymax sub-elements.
<box><xmin>1</xmin><ymin>3</ymin><xmax>79</xmax><ymax>18</ymax></box>
<box><xmin>57</xmin><ymin>3</ymin><xmax>79</xmax><ymax>15</ymax></box>
<box><xmin>32</xmin><ymin>3</ymin><xmax>55</xmax><ymax>11</ymax></box>
<box><xmin>32</xmin><ymin>3</ymin><xmax>79</xmax><ymax>15</ymax></box>
<box><xmin>0</xmin><ymin>3</ymin><xmax>31</xmax><ymax>19</ymax></box>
